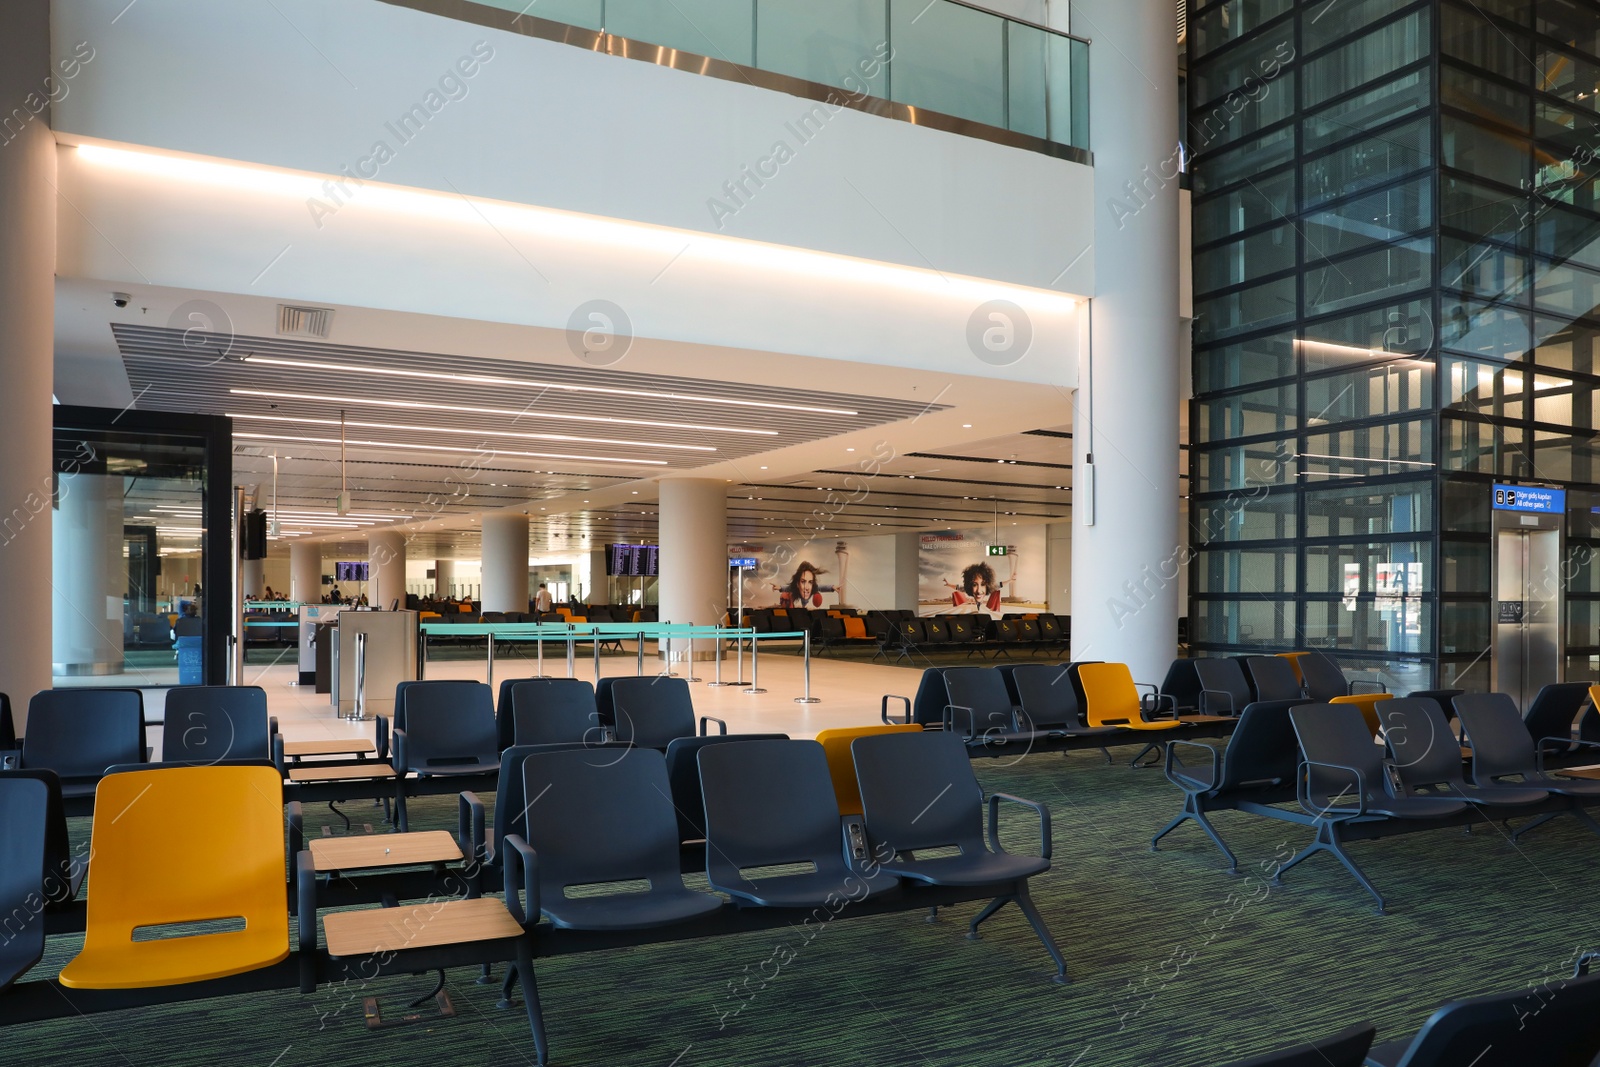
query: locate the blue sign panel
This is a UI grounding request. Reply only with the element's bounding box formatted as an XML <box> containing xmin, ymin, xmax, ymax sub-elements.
<box><xmin>1492</xmin><ymin>484</ymin><xmax>1566</xmax><ymax>514</ymax></box>
<box><xmin>728</xmin><ymin>557</ymin><xmax>758</xmax><ymax>569</ymax></box>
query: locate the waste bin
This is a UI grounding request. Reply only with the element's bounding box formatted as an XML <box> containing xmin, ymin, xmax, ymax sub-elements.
<box><xmin>175</xmin><ymin>635</ymin><xmax>204</xmax><ymax>686</ymax></box>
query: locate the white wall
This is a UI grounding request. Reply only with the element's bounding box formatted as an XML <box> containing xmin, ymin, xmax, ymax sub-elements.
<box><xmin>51</xmin><ymin>0</ymin><xmax>1093</xmax><ymax>296</ymax></box>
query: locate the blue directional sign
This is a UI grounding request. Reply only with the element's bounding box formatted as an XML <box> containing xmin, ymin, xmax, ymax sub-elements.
<box><xmin>728</xmin><ymin>557</ymin><xmax>758</xmax><ymax>569</ymax></box>
<box><xmin>1492</xmin><ymin>484</ymin><xmax>1565</xmax><ymax>514</ymax></box>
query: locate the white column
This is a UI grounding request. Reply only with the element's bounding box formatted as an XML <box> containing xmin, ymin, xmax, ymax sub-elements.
<box><xmin>480</xmin><ymin>513</ymin><xmax>530</xmax><ymax>613</ymax></box>
<box><xmin>893</xmin><ymin>532</ymin><xmax>921</xmax><ymax>612</ymax></box>
<box><xmin>242</xmin><ymin>558</ymin><xmax>266</xmax><ymax>600</ymax></box>
<box><xmin>0</xmin><ymin>0</ymin><xmax>55</xmax><ymax>721</ymax></box>
<box><xmin>1070</xmin><ymin>0</ymin><xmax>1181</xmax><ymax>682</ymax></box>
<box><xmin>51</xmin><ymin>473</ymin><xmax>124</xmax><ymax>676</ymax></box>
<box><xmin>433</xmin><ymin>558</ymin><xmax>455</xmax><ymax>599</ymax></box>
<box><xmin>290</xmin><ymin>541</ymin><xmax>321</xmax><ymax>603</ymax></box>
<box><xmin>586</xmin><ymin>547</ymin><xmax>609</xmax><ymax>605</ymax></box>
<box><xmin>658</xmin><ymin>478</ymin><xmax>726</xmax><ymax>661</ymax></box>
<box><xmin>367</xmin><ymin>530</ymin><xmax>406</xmax><ymax>610</ymax></box>
<box><xmin>1047</xmin><ymin>521</ymin><xmax>1072</xmax><ymax>615</ymax></box>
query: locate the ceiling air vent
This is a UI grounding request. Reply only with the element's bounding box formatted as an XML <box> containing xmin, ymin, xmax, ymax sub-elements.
<box><xmin>277</xmin><ymin>304</ymin><xmax>334</xmax><ymax>338</ymax></box>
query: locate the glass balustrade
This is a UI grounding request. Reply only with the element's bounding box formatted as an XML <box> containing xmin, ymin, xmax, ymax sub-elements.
<box><xmin>474</xmin><ymin>0</ymin><xmax>1089</xmax><ymax>152</ymax></box>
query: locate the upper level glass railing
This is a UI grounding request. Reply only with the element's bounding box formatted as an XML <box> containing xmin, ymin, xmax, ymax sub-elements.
<box><xmin>473</xmin><ymin>0</ymin><xmax>1090</xmax><ymax>155</ymax></box>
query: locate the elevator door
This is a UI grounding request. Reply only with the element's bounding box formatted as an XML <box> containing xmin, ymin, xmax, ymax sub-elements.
<box><xmin>1494</xmin><ymin>528</ymin><xmax>1562</xmax><ymax>708</ymax></box>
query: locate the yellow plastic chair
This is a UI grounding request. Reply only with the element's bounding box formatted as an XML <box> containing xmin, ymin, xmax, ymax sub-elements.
<box><xmin>815</xmin><ymin>724</ymin><xmax>921</xmax><ymax>816</ymax></box>
<box><xmin>1330</xmin><ymin>692</ymin><xmax>1395</xmax><ymax>737</ymax></box>
<box><xmin>58</xmin><ymin>765</ymin><xmax>288</xmax><ymax>989</ymax></box>
<box><xmin>1077</xmin><ymin>663</ymin><xmax>1186</xmax><ymax>732</ymax></box>
<box><xmin>1277</xmin><ymin>651</ymin><xmax>1310</xmax><ymax>684</ymax></box>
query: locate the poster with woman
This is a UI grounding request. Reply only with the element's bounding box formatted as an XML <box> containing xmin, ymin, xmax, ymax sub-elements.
<box><xmin>918</xmin><ymin>527</ymin><xmax>1047</xmax><ymax>618</ymax></box>
<box><xmin>728</xmin><ymin>536</ymin><xmax>896</xmax><ymax>611</ymax></box>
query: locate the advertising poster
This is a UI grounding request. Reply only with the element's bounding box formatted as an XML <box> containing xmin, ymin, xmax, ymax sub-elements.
<box><xmin>918</xmin><ymin>527</ymin><xmax>1047</xmax><ymax>617</ymax></box>
<box><xmin>729</xmin><ymin>536</ymin><xmax>896</xmax><ymax>611</ymax></box>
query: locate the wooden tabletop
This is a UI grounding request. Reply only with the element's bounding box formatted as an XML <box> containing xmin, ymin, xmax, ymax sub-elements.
<box><xmin>287</xmin><ymin>762</ymin><xmax>396</xmax><ymax>783</ymax></box>
<box><xmin>282</xmin><ymin>738</ymin><xmax>376</xmax><ymax>758</ymax></box>
<box><xmin>1557</xmin><ymin>766</ymin><xmax>1600</xmax><ymax>781</ymax></box>
<box><xmin>308</xmin><ymin>830</ymin><xmax>461</xmax><ymax>872</ymax></box>
<box><xmin>322</xmin><ymin>897</ymin><xmax>524</xmax><ymax>957</ymax></box>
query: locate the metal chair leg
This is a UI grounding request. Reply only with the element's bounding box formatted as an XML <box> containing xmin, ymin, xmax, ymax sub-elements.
<box><xmin>1014</xmin><ymin>883</ymin><xmax>1070</xmax><ymax>983</ymax></box>
<box><xmin>514</xmin><ymin>942</ymin><xmax>550</xmax><ymax>1066</ymax></box>
<box><xmin>965</xmin><ymin>894</ymin><xmax>1009</xmax><ymax>939</ymax></box>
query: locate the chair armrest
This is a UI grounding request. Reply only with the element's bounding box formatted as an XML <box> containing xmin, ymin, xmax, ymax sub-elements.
<box><xmin>272</xmin><ymin>734</ymin><xmax>286</xmax><ymax>775</ymax></box>
<box><xmin>374</xmin><ymin>714</ymin><xmax>390</xmax><ymax>760</ymax></box>
<box><xmin>1135</xmin><ymin>684</ymin><xmax>1177</xmax><ymax>720</ymax></box>
<box><xmin>393</xmin><ymin>727</ymin><xmax>408</xmax><ymax>773</ymax></box>
<box><xmin>1536</xmin><ymin>735</ymin><xmax>1600</xmax><ymax>772</ymax></box>
<box><xmin>881</xmin><ymin>694</ymin><xmax>911</xmax><ymax>724</ymax></box>
<box><xmin>942</xmin><ymin>703</ymin><xmax>973</xmax><ymax>740</ymax></box>
<box><xmin>699</xmin><ymin>715</ymin><xmax>728</xmax><ymax>737</ymax></box>
<box><xmin>1164</xmin><ymin>739</ymin><xmax>1221</xmax><ymax>791</ymax></box>
<box><xmin>295</xmin><ymin>850</ymin><xmax>318</xmax><ymax>955</ymax></box>
<box><xmin>1198</xmin><ymin>688</ymin><xmax>1236</xmax><ymax>716</ymax></box>
<box><xmin>1296</xmin><ymin>759</ymin><xmax>1369</xmax><ymax>819</ymax></box>
<box><xmin>458</xmin><ymin>791</ymin><xmax>486</xmax><ymax>862</ymax></box>
<box><xmin>1350</xmin><ymin>680</ymin><xmax>1387</xmax><ymax>695</ymax></box>
<box><xmin>500</xmin><ymin>833</ymin><xmax>540</xmax><ymax>928</ymax></box>
<box><xmin>269</xmin><ymin>716</ymin><xmax>280</xmax><ymax>740</ymax></box>
<box><xmin>287</xmin><ymin>801</ymin><xmax>304</xmax><ymax>858</ymax></box>
<box><xmin>987</xmin><ymin>793</ymin><xmax>1051</xmax><ymax>860</ymax></box>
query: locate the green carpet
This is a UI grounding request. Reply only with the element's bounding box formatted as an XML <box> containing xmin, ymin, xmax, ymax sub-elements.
<box><xmin>9</xmin><ymin>744</ymin><xmax>1600</xmax><ymax>1066</ymax></box>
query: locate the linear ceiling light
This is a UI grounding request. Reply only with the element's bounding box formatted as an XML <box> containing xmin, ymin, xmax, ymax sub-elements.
<box><xmin>225</xmin><ymin>411</ymin><xmax>713</xmax><ymax>452</ymax></box>
<box><xmin>75</xmin><ymin>143</ymin><xmax>1079</xmax><ymax>314</ymax></box>
<box><xmin>234</xmin><ymin>432</ymin><xmax>667</xmax><ymax>466</ymax></box>
<box><xmin>228</xmin><ymin>389</ymin><xmax>778</xmax><ymax>436</ymax></box>
<box><xmin>241</xmin><ymin>355</ymin><xmax>857</xmax><ymax>416</ymax></box>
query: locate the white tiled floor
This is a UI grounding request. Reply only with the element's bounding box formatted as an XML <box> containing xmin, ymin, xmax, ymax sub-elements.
<box><xmin>139</xmin><ymin>647</ymin><xmax>931</xmax><ymax>757</ymax></box>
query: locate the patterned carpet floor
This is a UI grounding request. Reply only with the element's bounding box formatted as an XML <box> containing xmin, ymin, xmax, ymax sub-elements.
<box><xmin>7</xmin><ymin>739</ymin><xmax>1599</xmax><ymax>1066</ymax></box>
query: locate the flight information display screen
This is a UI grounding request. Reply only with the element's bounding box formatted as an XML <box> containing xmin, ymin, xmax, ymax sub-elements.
<box><xmin>606</xmin><ymin>543</ymin><xmax>659</xmax><ymax>576</ymax></box>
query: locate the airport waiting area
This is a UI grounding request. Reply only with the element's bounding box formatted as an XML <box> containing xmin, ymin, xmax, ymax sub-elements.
<box><xmin>7</xmin><ymin>0</ymin><xmax>1600</xmax><ymax>1062</ymax></box>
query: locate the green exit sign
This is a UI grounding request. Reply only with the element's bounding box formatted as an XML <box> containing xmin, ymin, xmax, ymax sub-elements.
<box><xmin>987</xmin><ymin>544</ymin><xmax>1008</xmax><ymax>556</ymax></box>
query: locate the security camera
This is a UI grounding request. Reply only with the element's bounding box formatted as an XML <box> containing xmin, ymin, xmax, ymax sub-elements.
<box><xmin>111</xmin><ymin>292</ymin><xmax>130</xmax><ymax>308</ymax></box>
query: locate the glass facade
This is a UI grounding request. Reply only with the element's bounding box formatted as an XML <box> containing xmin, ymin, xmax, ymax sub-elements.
<box><xmin>1187</xmin><ymin>0</ymin><xmax>1600</xmax><ymax>691</ymax></box>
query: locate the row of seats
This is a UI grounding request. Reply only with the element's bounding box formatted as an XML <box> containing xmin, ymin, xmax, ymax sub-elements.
<box><xmin>877</xmin><ymin>614</ymin><xmax>1071</xmax><ymax>664</ymax></box>
<box><xmin>0</xmin><ymin>731</ymin><xmax>1065</xmax><ymax>1066</ymax></box>
<box><xmin>1153</xmin><ymin>693</ymin><xmax>1600</xmax><ymax>912</ymax></box>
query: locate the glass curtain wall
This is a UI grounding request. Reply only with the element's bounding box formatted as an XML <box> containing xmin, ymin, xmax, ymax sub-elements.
<box><xmin>1189</xmin><ymin>0</ymin><xmax>1600</xmax><ymax>691</ymax></box>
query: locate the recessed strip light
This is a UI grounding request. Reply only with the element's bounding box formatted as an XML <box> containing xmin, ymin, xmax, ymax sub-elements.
<box><xmin>225</xmin><ymin>412</ymin><xmax>714</xmax><ymax>452</ymax></box>
<box><xmin>240</xmin><ymin>355</ymin><xmax>858</xmax><ymax>416</ymax></box>
<box><xmin>76</xmin><ymin>142</ymin><xmax>1078</xmax><ymax>318</ymax></box>
<box><xmin>234</xmin><ymin>432</ymin><xmax>667</xmax><ymax>466</ymax></box>
<box><xmin>228</xmin><ymin>389</ymin><xmax>778</xmax><ymax>436</ymax></box>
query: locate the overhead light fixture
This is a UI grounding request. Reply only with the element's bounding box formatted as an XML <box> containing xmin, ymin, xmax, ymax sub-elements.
<box><xmin>239</xmin><ymin>355</ymin><xmax>857</xmax><ymax>416</ymax></box>
<box><xmin>76</xmin><ymin>142</ymin><xmax>1078</xmax><ymax>318</ymax></box>
<box><xmin>227</xmin><ymin>389</ymin><xmax>776</xmax><ymax>437</ymax></box>
<box><xmin>226</xmin><ymin>412</ymin><xmax>714</xmax><ymax>452</ymax></box>
<box><xmin>234</xmin><ymin>432</ymin><xmax>666</xmax><ymax>466</ymax></box>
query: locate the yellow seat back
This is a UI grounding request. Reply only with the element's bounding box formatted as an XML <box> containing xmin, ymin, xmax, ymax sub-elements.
<box><xmin>842</xmin><ymin>617</ymin><xmax>867</xmax><ymax>639</ymax></box>
<box><xmin>1590</xmin><ymin>684</ymin><xmax>1600</xmax><ymax>716</ymax></box>
<box><xmin>1277</xmin><ymin>651</ymin><xmax>1309</xmax><ymax>684</ymax></box>
<box><xmin>815</xmin><ymin>724</ymin><xmax>921</xmax><ymax>816</ymax></box>
<box><xmin>1078</xmin><ymin>662</ymin><xmax>1143</xmax><ymax>727</ymax></box>
<box><xmin>58</xmin><ymin>765</ymin><xmax>288</xmax><ymax>989</ymax></box>
<box><xmin>1329</xmin><ymin>692</ymin><xmax>1394</xmax><ymax>737</ymax></box>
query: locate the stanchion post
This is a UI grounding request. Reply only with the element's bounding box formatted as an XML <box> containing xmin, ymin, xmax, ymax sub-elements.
<box><xmin>794</xmin><ymin>630</ymin><xmax>820</xmax><ymax>704</ymax></box>
<box><xmin>743</xmin><ymin>632</ymin><xmax>766</xmax><ymax>694</ymax></box>
<box><xmin>566</xmin><ymin>622</ymin><xmax>576</xmax><ymax>678</ymax></box>
<box><xmin>685</xmin><ymin>635</ymin><xmax>701</xmax><ymax>682</ymax></box>
<box><xmin>351</xmin><ymin>630</ymin><xmax>369</xmax><ymax>721</ymax></box>
<box><xmin>487</xmin><ymin>631</ymin><xmax>496</xmax><ymax>690</ymax></box>
<box><xmin>536</xmin><ymin>623</ymin><xmax>546</xmax><ymax>678</ymax></box>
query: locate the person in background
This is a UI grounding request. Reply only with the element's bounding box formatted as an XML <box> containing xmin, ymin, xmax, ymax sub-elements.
<box><xmin>535</xmin><ymin>582</ymin><xmax>553</xmax><ymax>614</ymax></box>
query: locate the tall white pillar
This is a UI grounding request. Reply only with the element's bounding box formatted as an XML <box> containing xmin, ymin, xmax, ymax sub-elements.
<box><xmin>658</xmin><ymin>479</ymin><xmax>726</xmax><ymax>661</ymax></box>
<box><xmin>242</xmin><ymin>558</ymin><xmax>266</xmax><ymax>600</ymax></box>
<box><xmin>367</xmin><ymin>530</ymin><xmax>406</xmax><ymax>610</ymax></box>
<box><xmin>893</xmin><ymin>533</ymin><xmax>921</xmax><ymax>612</ymax></box>
<box><xmin>433</xmin><ymin>558</ymin><xmax>455</xmax><ymax>599</ymax></box>
<box><xmin>0</xmin><ymin>0</ymin><xmax>56</xmax><ymax>722</ymax></box>
<box><xmin>290</xmin><ymin>541</ymin><xmax>321</xmax><ymax>603</ymax></box>
<box><xmin>1070</xmin><ymin>0</ymin><xmax>1181</xmax><ymax>682</ymax></box>
<box><xmin>480</xmin><ymin>513</ymin><xmax>530</xmax><ymax>613</ymax></box>
<box><xmin>52</xmin><ymin>473</ymin><xmax>124</xmax><ymax>676</ymax></box>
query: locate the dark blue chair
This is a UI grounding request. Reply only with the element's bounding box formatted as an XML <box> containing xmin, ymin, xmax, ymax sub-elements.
<box><xmin>518</xmin><ymin>747</ymin><xmax>722</xmax><ymax>930</ymax></box>
<box><xmin>160</xmin><ymin>686</ymin><xmax>279</xmax><ymax>766</ymax></box>
<box><xmin>850</xmin><ymin>730</ymin><xmax>1066</xmax><ymax>980</ymax></box>
<box><xmin>1456</xmin><ymin>693</ymin><xmax>1600</xmax><ymax>842</ymax></box>
<box><xmin>1279</xmin><ymin>705</ymin><xmax>1467</xmax><ymax>913</ymax></box>
<box><xmin>21</xmin><ymin>690</ymin><xmax>146</xmax><ymax>814</ymax></box>
<box><xmin>1365</xmin><ymin>954</ymin><xmax>1600</xmax><ymax>1066</ymax></box>
<box><xmin>1219</xmin><ymin>1023</ymin><xmax>1374</xmax><ymax>1067</ymax></box>
<box><xmin>0</xmin><ymin>692</ymin><xmax>13</xmax><ymax>751</ymax></box>
<box><xmin>1242</xmin><ymin>656</ymin><xmax>1304</xmax><ymax>703</ymax></box>
<box><xmin>606</xmin><ymin>676</ymin><xmax>724</xmax><ymax>750</ymax></box>
<box><xmin>0</xmin><ymin>773</ymin><xmax>49</xmax><ymax>993</ymax></box>
<box><xmin>699</xmin><ymin>739</ymin><xmax>899</xmax><ymax>909</ymax></box>
<box><xmin>1381</xmin><ymin>698</ymin><xmax>1547</xmax><ymax>810</ymax></box>
<box><xmin>1520</xmin><ymin>682</ymin><xmax>1593</xmax><ymax>764</ymax></box>
<box><xmin>502</xmin><ymin>679</ymin><xmax>604</xmax><ymax>749</ymax></box>
<box><xmin>393</xmin><ymin>681</ymin><xmax>499</xmax><ymax>832</ymax></box>
<box><xmin>662</xmin><ymin>733</ymin><xmax>787</xmax><ymax>847</ymax></box>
